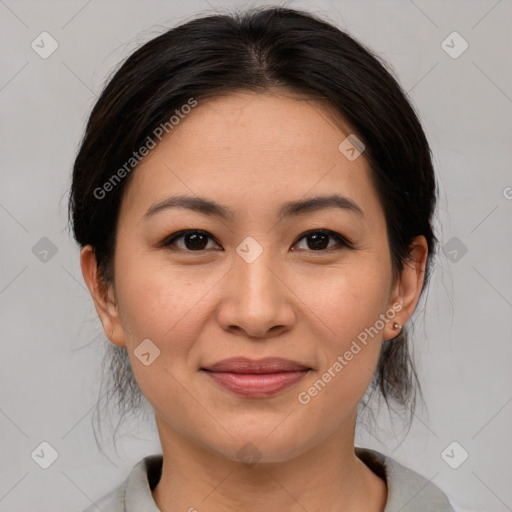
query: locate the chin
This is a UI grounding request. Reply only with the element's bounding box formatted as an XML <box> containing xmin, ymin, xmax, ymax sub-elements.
<box><xmin>197</xmin><ymin>424</ymin><xmax>316</xmax><ymax>465</ymax></box>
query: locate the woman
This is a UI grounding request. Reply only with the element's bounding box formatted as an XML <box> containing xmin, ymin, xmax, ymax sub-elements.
<box><xmin>70</xmin><ymin>6</ymin><xmax>454</xmax><ymax>511</ymax></box>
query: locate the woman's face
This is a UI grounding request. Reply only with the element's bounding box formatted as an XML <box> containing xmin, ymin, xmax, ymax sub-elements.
<box><xmin>85</xmin><ymin>91</ymin><xmax>421</xmax><ymax>463</ymax></box>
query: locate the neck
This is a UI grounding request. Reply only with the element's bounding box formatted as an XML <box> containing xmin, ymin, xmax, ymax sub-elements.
<box><xmin>151</xmin><ymin>415</ymin><xmax>387</xmax><ymax>512</ymax></box>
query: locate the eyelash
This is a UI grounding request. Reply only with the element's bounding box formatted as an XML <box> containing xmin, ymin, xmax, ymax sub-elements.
<box><xmin>160</xmin><ymin>229</ymin><xmax>353</xmax><ymax>253</ymax></box>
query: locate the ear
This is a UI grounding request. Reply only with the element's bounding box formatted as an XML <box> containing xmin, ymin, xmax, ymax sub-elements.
<box><xmin>80</xmin><ymin>245</ymin><xmax>126</xmax><ymax>347</ymax></box>
<box><xmin>383</xmin><ymin>235</ymin><xmax>429</xmax><ymax>340</ymax></box>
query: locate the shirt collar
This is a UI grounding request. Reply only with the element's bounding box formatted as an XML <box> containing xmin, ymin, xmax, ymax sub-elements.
<box><xmin>122</xmin><ymin>448</ymin><xmax>452</xmax><ymax>511</ymax></box>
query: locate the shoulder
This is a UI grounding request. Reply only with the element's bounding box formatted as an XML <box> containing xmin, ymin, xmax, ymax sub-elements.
<box><xmin>82</xmin><ymin>484</ymin><xmax>125</xmax><ymax>512</ymax></box>
<box><xmin>82</xmin><ymin>454</ymin><xmax>163</xmax><ymax>512</ymax></box>
<box><xmin>356</xmin><ymin>447</ymin><xmax>455</xmax><ymax>512</ymax></box>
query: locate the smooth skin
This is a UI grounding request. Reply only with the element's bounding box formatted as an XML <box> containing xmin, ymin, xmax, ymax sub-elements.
<box><xmin>81</xmin><ymin>90</ymin><xmax>428</xmax><ymax>512</ymax></box>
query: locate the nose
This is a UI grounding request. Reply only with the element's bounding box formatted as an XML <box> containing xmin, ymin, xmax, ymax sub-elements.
<box><xmin>216</xmin><ymin>251</ymin><xmax>296</xmax><ymax>339</ymax></box>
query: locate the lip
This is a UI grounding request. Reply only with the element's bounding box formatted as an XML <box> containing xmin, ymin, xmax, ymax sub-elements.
<box><xmin>201</xmin><ymin>357</ymin><xmax>311</xmax><ymax>398</ymax></box>
<box><xmin>203</xmin><ymin>357</ymin><xmax>310</xmax><ymax>373</ymax></box>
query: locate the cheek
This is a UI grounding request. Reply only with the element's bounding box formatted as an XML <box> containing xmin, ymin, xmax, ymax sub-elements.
<box><xmin>113</xmin><ymin>250</ymin><xmax>223</xmax><ymax>360</ymax></box>
<box><xmin>112</xmin><ymin>254</ymin><xmax>217</xmax><ymax>418</ymax></box>
<box><xmin>115</xmin><ymin>246</ymin><xmax>187</xmax><ymax>329</ymax></box>
<box><xmin>302</xmin><ymin>257</ymin><xmax>391</xmax><ymax>338</ymax></box>
<box><xmin>292</xmin><ymin>264</ymin><xmax>390</xmax><ymax>429</ymax></box>
<box><xmin>298</xmin><ymin>256</ymin><xmax>391</xmax><ymax>385</ymax></box>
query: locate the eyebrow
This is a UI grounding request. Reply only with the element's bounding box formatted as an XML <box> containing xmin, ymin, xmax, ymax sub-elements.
<box><xmin>143</xmin><ymin>193</ymin><xmax>363</xmax><ymax>221</ymax></box>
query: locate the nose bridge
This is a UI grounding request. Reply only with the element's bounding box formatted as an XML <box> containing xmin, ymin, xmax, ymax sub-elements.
<box><xmin>247</xmin><ymin>254</ymin><xmax>275</xmax><ymax>288</ymax></box>
<box><xmin>234</xmin><ymin>240</ymin><xmax>280</xmax><ymax>306</ymax></box>
<box><xmin>218</xmin><ymin>238</ymin><xmax>294</xmax><ymax>337</ymax></box>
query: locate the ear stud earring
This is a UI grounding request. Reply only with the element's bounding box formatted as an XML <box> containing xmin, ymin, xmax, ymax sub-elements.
<box><xmin>393</xmin><ymin>322</ymin><xmax>402</xmax><ymax>330</ymax></box>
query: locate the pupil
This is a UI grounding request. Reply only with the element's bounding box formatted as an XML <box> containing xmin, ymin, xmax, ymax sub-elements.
<box><xmin>186</xmin><ymin>233</ymin><xmax>208</xmax><ymax>250</ymax></box>
<box><xmin>309</xmin><ymin>232</ymin><xmax>328</xmax><ymax>250</ymax></box>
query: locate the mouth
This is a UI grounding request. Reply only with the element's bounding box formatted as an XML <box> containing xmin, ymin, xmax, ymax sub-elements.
<box><xmin>200</xmin><ymin>357</ymin><xmax>311</xmax><ymax>398</ymax></box>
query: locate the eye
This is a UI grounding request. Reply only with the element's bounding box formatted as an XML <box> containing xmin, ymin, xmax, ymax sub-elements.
<box><xmin>161</xmin><ymin>230</ymin><xmax>221</xmax><ymax>251</ymax></box>
<box><xmin>161</xmin><ymin>229</ymin><xmax>351</xmax><ymax>253</ymax></box>
<box><xmin>292</xmin><ymin>229</ymin><xmax>351</xmax><ymax>252</ymax></box>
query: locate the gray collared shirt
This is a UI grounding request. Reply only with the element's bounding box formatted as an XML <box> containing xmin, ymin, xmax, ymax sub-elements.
<box><xmin>83</xmin><ymin>447</ymin><xmax>454</xmax><ymax>511</ymax></box>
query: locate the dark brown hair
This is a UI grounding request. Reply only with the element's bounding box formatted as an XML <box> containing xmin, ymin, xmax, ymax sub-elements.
<box><xmin>68</xmin><ymin>6</ymin><xmax>437</xmax><ymax>445</ymax></box>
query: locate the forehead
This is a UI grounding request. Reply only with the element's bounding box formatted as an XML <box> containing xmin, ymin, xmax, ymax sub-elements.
<box><xmin>158</xmin><ymin>90</ymin><xmax>354</xmax><ymax>161</ymax></box>
<box><xmin>119</xmin><ymin>90</ymin><xmax>382</xmax><ymax>222</ymax></box>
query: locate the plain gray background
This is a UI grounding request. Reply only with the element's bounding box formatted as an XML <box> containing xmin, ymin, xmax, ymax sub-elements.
<box><xmin>1</xmin><ymin>0</ymin><xmax>511</xmax><ymax>511</ymax></box>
